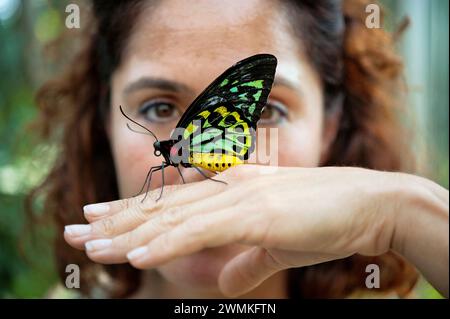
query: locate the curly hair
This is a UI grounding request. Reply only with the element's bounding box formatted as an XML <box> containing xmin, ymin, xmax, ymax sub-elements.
<box><xmin>27</xmin><ymin>0</ymin><xmax>418</xmax><ymax>298</ymax></box>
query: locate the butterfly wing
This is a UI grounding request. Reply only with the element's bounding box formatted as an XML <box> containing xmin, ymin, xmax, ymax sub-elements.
<box><xmin>171</xmin><ymin>54</ymin><xmax>277</xmax><ymax>171</ymax></box>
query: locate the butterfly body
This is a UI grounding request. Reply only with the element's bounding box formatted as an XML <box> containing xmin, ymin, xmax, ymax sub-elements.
<box><xmin>155</xmin><ymin>140</ymin><xmax>244</xmax><ymax>173</ymax></box>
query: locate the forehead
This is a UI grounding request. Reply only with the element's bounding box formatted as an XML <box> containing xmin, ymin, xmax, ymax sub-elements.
<box><xmin>116</xmin><ymin>0</ymin><xmax>304</xmax><ymax>85</ymax></box>
<box><xmin>127</xmin><ymin>0</ymin><xmax>287</xmax><ymax>56</ymax></box>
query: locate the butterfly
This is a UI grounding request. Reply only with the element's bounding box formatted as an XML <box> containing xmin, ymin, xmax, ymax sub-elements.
<box><xmin>120</xmin><ymin>53</ymin><xmax>277</xmax><ymax>201</ymax></box>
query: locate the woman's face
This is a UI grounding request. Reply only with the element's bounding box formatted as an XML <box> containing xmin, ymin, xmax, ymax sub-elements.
<box><xmin>109</xmin><ymin>0</ymin><xmax>331</xmax><ymax>294</ymax></box>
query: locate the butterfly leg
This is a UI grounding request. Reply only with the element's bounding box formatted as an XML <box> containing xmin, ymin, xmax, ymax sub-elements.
<box><xmin>192</xmin><ymin>166</ymin><xmax>228</xmax><ymax>185</ymax></box>
<box><xmin>155</xmin><ymin>162</ymin><xmax>167</xmax><ymax>202</ymax></box>
<box><xmin>141</xmin><ymin>163</ymin><xmax>165</xmax><ymax>203</ymax></box>
<box><xmin>135</xmin><ymin>164</ymin><xmax>164</xmax><ymax>198</ymax></box>
<box><xmin>176</xmin><ymin>166</ymin><xmax>186</xmax><ymax>184</ymax></box>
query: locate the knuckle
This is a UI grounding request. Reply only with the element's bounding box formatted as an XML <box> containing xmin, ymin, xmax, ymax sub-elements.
<box><xmin>137</xmin><ymin>200</ymin><xmax>163</xmax><ymax>218</ymax></box>
<box><xmin>136</xmin><ymin>195</ymin><xmax>167</xmax><ymax>220</ymax></box>
<box><xmin>97</xmin><ymin>218</ymin><xmax>115</xmax><ymax>236</ymax></box>
<box><xmin>115</xmin><ymin>231</ymin><xmax>136</xmax><ymax>249</ymax></box>
<box><xmin>130</xmin><ymin>205</ymin><xmax>147</xmax><ymax>223</ymax></box>
<box><xmin>123</xmin><ymin>231</ymin><xmax>134</xmax><ymax>249</ymax></box>
<box><xmin>143</xmin><ymin>184</ymin><xmax>184</xmax><ymax>203</ymax></box>
<box><xmin>146</xmin><ymin>189</ymin><xmax>161</xmax><ymax>202</ymax></box>
<box><xmin>161</xmin><ymin>206</ymin><xmax>184</xmax><ymax>228</ymax></box>
<box><xmin>119</xmin><ymin>197</ymin><xmax>133</xmax><ymax>211</ymax></box>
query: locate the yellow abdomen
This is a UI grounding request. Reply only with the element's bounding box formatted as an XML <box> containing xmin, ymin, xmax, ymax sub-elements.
<box><xmin>189</xmin><ymin>153</ymin><xmax>243</xmax><ymax>172</ymax></box>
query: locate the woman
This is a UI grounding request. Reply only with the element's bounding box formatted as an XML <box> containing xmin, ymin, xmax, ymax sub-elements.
<box><xmin>30</xmin><ymin>0</ymin><xmax>448</xmax><ymax>298</ymax></box>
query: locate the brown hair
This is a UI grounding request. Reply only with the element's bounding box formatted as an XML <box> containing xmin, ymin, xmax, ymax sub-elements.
<box><xmin>27</xmin><ymin>0</ymin><xmax>418</xmax><ymax>298</ymax></box>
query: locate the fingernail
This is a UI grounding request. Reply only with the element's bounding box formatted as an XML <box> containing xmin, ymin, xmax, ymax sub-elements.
<box><xmin>83</xmin><ymin>203</ymin><xmax>110</xmax><ymax>216</ymax></box>
<box><xmin>85</xmin><ymin>239</ymin><xmax>112</xmax><ymax>251</ymax></box>
<box><xmin>127</xmin><ymin>246</ymin><xmax>148</xmax><ymax>260</ymax></box>
<box><xmin>65</xmin><ymin>224</ymin><xmax>92</xmax><ymax>237</ymax></box>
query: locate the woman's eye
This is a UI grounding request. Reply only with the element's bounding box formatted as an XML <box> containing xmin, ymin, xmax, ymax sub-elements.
<box><xmin>259</xmin><ymin>100</ymin><xmax>288</xmax><ymax>125</ymax></box>
<box><xmin>138</xmin><ymin>100</ymin><xmax>180</xmax><ymax>123</ymax></box>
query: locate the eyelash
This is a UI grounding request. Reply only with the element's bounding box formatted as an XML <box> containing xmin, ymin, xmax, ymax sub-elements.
<box><xmin>138</xmin><ymin>99</ymin><xmax>180</xmax><ymax>123</ymax></box>
<box><xmin>259</xmin><ymin>100</ymin><xmax>289</xmax><ymax>125</ymax></box>
<box><xmin>137</xmin><ymin>98</ymin><xmax>289</xmax><ymax>125</ymax></box>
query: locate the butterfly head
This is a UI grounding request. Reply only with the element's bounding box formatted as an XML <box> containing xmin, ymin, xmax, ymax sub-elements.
<box><xmin>153</xmin><ymin>141</ymin><xmax>162</xmax><ymax>157</ymax></box>
<box><xmin>153</xmin><ymin>139</ymin><xmax>177</xmax><ymax>164</ymax></box>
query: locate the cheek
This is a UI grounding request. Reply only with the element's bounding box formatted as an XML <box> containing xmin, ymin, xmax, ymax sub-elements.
<box><xmin>277</xmin><ymin>117</ymin><xmax>323</xmax><ymax>167</ymax></box>
<box><xmin>250</xmin><ymin>115</ymin><xmax>323</xmax><ymax>168</ymax></box>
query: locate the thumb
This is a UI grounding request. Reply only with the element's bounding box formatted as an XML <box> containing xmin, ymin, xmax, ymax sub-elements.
<box><xmin>218</xmin><ymin>247</ymin><xmax>286</xmax><ymax>297</ymax></box>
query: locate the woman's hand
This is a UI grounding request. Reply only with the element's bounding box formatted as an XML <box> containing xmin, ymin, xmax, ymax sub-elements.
<box><xmin>64</xmin><ymin>165</ymin><xmax>449</xmax><ymax>297</ymax></box>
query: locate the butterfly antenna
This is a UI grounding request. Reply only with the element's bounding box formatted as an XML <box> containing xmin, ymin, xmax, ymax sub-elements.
<box><xmin>119</xmin><ymin>105</ymin><xmax>159</xmax><ymax>142</ymax></box>
<box><xmin>126</xmin><ymin>123</ymin><xmax>155</xmax><ymax>136</ymax></box>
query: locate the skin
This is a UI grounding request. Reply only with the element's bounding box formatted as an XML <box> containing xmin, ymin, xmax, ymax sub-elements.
<box><xmin>63</xmin><ymin>0</ymin><xmax>449</xmax><ymax>298</ymax></box>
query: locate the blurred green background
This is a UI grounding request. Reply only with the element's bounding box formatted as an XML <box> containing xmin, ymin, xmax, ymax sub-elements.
<box><xmin>0</xmin><ymin>0</ymin><xmax>448</xmax><ymax>298</ymax></box>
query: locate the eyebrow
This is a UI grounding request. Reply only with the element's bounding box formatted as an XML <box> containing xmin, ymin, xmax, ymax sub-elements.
<box><xmin>273</xmin><ymin>76</ymin><xmax>301</xmax><ymax>92</ymax></box>
<box><xmin>124</xmin><ymin>76</ymin><xmax>194</xmax><ymax>96</ymax></box>
<box><xmin>124</xmin><ymin>75</ymin><xmax>301</xmax><ymax>97</ymax></box>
